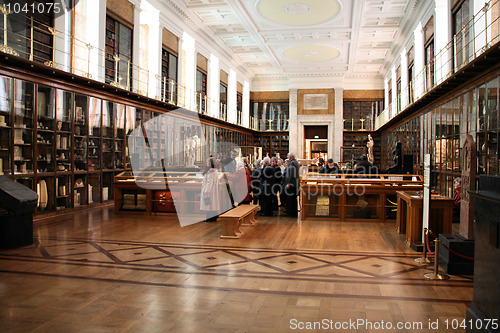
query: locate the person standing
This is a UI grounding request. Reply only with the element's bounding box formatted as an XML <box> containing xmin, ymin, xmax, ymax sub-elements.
<box><xmin>319</xmin><ymin>158</ymin><xmax>339</xmax><ymax>174</ymax></box>
<box><xmin>260</xmin><ymin>157</ymin><xmax>274</xmax><ymax>216</ymax></box>
<box><xmin>219</xmin><ymin>150</ymin><xmax>238</xmax><ymax>174</ymax></box>
<box><xmin>251</xmin><ymin>160</ymin><xmax>262</xmax><ymax>205</ymax></box>
<box><xmin>226</xmin><ymin>161</ymin><xmax>252</xmax><ymax>205</ymax></box>
<box><xmin>200</xmin><ymin>157</ymin><xmax>220</xmax><ymax>222</ymax></box>
<box><xmin>283</xmin><ymin>152</ymin><xmax>300</xmax><ymax>217</ymax></box>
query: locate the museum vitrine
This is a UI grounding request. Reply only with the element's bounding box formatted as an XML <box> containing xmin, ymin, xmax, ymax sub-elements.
<box><xmin>13</xmin><ymin>80</ymin><xmax>35</xmax><ymax>176</ymax></box>
<box><xmin>0</xmin><ymin>76</ymin><xmax>12</xmax><ymax>176</ymax></box>
<box><xmin>300</xmin><ymin>173</ymin><xmax>423</xmax><ymax>222</ymax></box>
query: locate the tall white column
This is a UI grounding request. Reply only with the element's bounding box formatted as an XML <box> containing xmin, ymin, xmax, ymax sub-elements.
<box><xmin>414</xmin><ymin>22</ymin><xmax>425</xmax><ymax>99</ymax></box>
<box><xmin>333</xmin><ymin>88</ymin><xmax>343</xmax><ymax>164</ymax></box>
<box><xmin>400</xmin><ymin>48</ymin><xmax>408</xmax><ymax>110</ymax></box>
<box><xmin>289</xmin><ymin>89</ymin><xmax>298</xmax><ymax>156</ymax></box>
<box><xmin>391</xmin><ymin>67</ymin><xmax>397</xmax><ymax>117</ymax></box>
<box><xmin>139</xmin><ymin>2</ymin><xmax>160</xmax><ymax>98</ymax></box>
<box><xmin>53</xmin><ymin>0</ymin><xmax>71</xmax><ymax>71</ymax></box>
<box><xmin>180</xmin><ymin>32</ymin><xmax>196</xmax><ymax>110</ymax></box>
<box><xmin>473</xmin><ymin>0</ymin><xmax>488</xmax><ymax>55</ymax></box>
<box><xmin>77</xmin><ymin>0</ymin><xmax>106</xmax><ymax>81</ymax></box>
<box><xmin>384</xmin><ymin>78</ymin><xmax>389</xmax><ymax>111</ymax></box>
<box><xmin>132</xmin><ymin>5</ymin><xmax>141</xmax><ymax>92</ymax></box>
<box><xmin>227</xmin><ymin>69</ymin><xmax>237</xmax><ymax>124</ymax></box>
<box><xmin>435</xmin><ymin>0</ymin><xmax>451</xmax><ymax>84</ymax></box>
<box><xmin>208</xmin><ymin>54</ymin><xmax>219</xmax><ymax>118</ymax></box>
<box><xmin>242</xmin><ymin>81</ymin><xmax>250</xmax><ymax>128</ymax></box>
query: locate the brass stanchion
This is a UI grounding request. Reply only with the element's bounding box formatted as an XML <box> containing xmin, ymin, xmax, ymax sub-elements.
<box><xmin>424</xmin><ymin>238</ymin><xmax>450</xmax><ymax>280</ymax></box>
<box><xmin>414</xmin><ymin>228</ymin><xmax>431</xmax><ymax>263</ymax></box>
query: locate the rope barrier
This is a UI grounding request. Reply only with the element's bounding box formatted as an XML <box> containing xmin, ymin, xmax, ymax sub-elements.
<box><xmin>426</xmin><ymin>228</ymin><xmax>474</xmax><ymax>261</ymax></box>
<box><xmin>425</xmin><ymin>230</ymin><xmax>435</xmax><ymax>255</ymax></box>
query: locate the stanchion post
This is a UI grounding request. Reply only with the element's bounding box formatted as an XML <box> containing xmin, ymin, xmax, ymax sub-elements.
<box><xmin>424</xmin><ymin>238</ymin><xmax>450</xmax><ymax>280</ymax></box>
<box><xmin>414</xmin><ymin>228</ymin><xmax>431</xmax><ymax>263</ymax></box>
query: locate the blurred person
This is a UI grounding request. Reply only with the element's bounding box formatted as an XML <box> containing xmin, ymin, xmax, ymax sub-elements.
<box><xmin>200</xmin><ymin>157</ymin><xmax>220</xmax><ymax>222</ymax></box>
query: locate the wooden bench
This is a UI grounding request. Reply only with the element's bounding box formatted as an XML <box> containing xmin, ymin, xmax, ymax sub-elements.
<box><xmin>217</xmin><ymin>204</ymin><xmax>259</xmax><ymax>239</ymax></box>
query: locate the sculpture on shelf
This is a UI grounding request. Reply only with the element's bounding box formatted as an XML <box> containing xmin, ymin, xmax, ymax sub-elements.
<box><xmin>367</xmin><ymin>134</ymin><xmax>374</xmax><ymax>165</ymax></box>
<box><xmin>387</xmin><ymin>142</ymin><xmax>402</xmax><ymax>174</ymax></box>
<box><xmin>185</xmin><ymin>135</ymin><xmax>198</xmax><ymax>167</ymax></box>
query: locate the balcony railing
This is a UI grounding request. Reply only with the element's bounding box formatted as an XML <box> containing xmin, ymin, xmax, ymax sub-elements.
<box><xmin>376</xmin><ymin>0</ymin><xmax>500</xmax><ymax>129</ymax></box>
<box><xmin>249</xmin><ymin>117</ymin><xmax>289</xmax><ymax>131</ymax></box>
<box><xmin>0</xmin><ymin>7</ymin><xmax>242</xmax><ymax>125</ymax></box>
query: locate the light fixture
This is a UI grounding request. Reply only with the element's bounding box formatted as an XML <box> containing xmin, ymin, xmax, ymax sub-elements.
<box><xmin>314</xmin><ymin>135</ymin><xmax>319</xmax><ymax>139</ymax></box>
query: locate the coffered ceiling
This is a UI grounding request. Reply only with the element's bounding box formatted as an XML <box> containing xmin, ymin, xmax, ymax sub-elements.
<box><xmin>186</xmin><ymin>0</ymin><xmax>415</xmax><ymax>88</ymax></box>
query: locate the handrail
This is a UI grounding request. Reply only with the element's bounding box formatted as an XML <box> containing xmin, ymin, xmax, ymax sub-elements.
<box><xmin>375</xmin><ymin>0</ymin><xmax>499</xmax><ymax>129</ymax></box>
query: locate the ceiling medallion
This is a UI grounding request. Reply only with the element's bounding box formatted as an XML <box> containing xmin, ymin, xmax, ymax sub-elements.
<box><xmin>283</xmin><ymin>45</ymin><xmax>340</xmax><ymax>62</ymax></box>
<box><xmin>257</xmin><ymin>0</ymin><xmax>340</xmax><ymax>26</ymax></box>
<box><xmin>283</xmin><ymin>3</ymin><xmax>312</xmax><ymax>15</ymax></box>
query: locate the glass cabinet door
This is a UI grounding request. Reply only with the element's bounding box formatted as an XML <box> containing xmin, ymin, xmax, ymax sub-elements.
<box><xmin>13</xmin><ymin>80</ymin><xmax>34</xmax><ymax>175</ymax></box>
<box><xmin>102</xmin><ymin>101</ymin><xmax>114</xmax><ymax>170</ymax></box>
<box><xmin>0</xmin><ymin>76</ymin><xmax>12</xmax><ymax>176</ymax></box>
<box><xmin>88</xmin><ymin>97</ymin><xmax>101</xmax><ymax>171</ymax></box>
<box><xmin>124</xmin><ymin>106</ymin><xmax>136</xmax><ymax>170</ymax></box>
<box><xmin>55</xmin><ymin>90</ymin><xmax>73</xmax><ymax>173</ymax></box>
<box><xmin>36</xmin><ymin>85</ymin><xmax>55</xmax><ymax>173</ymax></box>
<box><xmin>74</xmin><ymin>94</ymin><xmax>89</xmax><ymax>208</ymax></box>
<box><xmin>74</xmin><ymin>94</ymin><xmax>88</xmax><ymax>172</ymax></box>
<box><xmin>114</xmin><ymin>103</ymin><xmax>125</xmax><ymax>169</ymax></box>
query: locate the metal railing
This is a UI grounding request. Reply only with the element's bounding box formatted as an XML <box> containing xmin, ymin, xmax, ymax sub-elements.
<box><xmin>376</xmin><ymin>0</ymin><xmax>499</xmax><ymax>129</ymax></box>
<box><xmin>249</xmin><ymin>117</ymin><xmax>289</xmax><ymax>131</ymax></box>
<box><xmin>0</xmin><ymin>7</ymin><xmax>239</xmax><ymax>125</ymax></box>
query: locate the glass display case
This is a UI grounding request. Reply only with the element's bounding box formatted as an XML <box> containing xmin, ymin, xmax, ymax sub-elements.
<box><xmin>0</xmin><ymin>76</ymin><xmax>12</xmax><ymax>176</ymax></box>
<box><xmin>114</xmin><ymin>103</ymin><xmax>125</xmax><ymax>170</ymax></box>
<box><xmin>13</xmin><ymin>80</ymin><xmax>34</xmax><ymax>175</ymax></box>
<box><xmin>55</xmin><ymin>90</ymin><xmax>72</xmax><ymax>173</ymax></box>
<box><xmin>102</xmin><ymin>101</ymin><xmax>115</xmax><ymax>170</ymax></box>
<box><xmin>300</xmin><ymin>172</ymin><xmax>424</xmax><ymax>221</ymax></box>
<box><xmin>36</xmin><ymin>86</ymin><xmax>55</xmax><ymax>174</ymax></box>
<box><xmin>88</xmin><ymin>97</ymin><xmax>101</xmax><ymax>172</ymax></box>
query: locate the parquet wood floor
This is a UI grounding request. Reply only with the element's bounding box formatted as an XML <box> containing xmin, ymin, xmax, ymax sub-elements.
<box><xmin>0</xmin><ymin>206</ymin><xmax>472</xmax><ymax>332</ymax></box>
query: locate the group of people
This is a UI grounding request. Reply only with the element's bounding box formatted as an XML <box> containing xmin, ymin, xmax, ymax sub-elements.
<box><xmin>311</xmin><ymin>155</ymin><xmax>376</xmax><ymax>174</ymax></box>
<box><xmin>199</xmin><ymin>151</ymin><xmax>301</xmax><ymax>222</ymax></box>
<box><xmin>250</xmin><ymin>153</ymin><xmax>300</xmax><ymax>217</ymax></box>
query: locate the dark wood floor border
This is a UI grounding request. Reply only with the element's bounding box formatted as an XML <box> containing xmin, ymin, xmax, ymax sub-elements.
<box><xmin>33</xmin><ymin>237</ymin><xmax>428</xmax><ymax>258</ymax></box>
<box><xmin>0</xmin><ymin>269</ymin><xmax>473</xmax><ymax>305</ymax></box>
<box><xmin>0</xmin><ymin>256</ymin><xmax>473</xmax><ymax>288</ymax></box>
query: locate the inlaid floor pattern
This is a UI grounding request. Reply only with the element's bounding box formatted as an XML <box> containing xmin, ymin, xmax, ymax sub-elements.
<box><xmin>0</xmin><ymin>206</ymin><xmax>472</xmax><ymax>332</ymax></box>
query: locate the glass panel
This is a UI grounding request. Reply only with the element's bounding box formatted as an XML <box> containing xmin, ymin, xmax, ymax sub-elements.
<box><xmin>125</xmin><ymin>106</ymin><xmax>136</xmax><ymax>170</ymax></box>
<box><xmin>55</xmin><ymin>90</ymin><xmax>72</xmax><ymax>172</ymax></box>
<box><xmin>102</xmin><ymin>101</ymin><xmax>114</xmax><ymax>170</ymax></box>
<box><xmin>74</xmin><ymin>174</ymin><xmax>88</xmax><ymax>207</ymax></box>
<box><xmin>0</xmin><ymin>76</ymin><xmax>12</xmax><ymax>175</ymax></box>
<box><xmin>114</xmin><ymin>103</ymin><xmax>125</xmax><ymax>169</ymax></box>
<box><xmin>13</xmin><ymin>80</ymin><xmax>34</xmax><ymax>175</ymax></box>
<box><xmin>88</xmin><ymin>172</ymin><xmax>101</xmax><ymax>203</ymax></box>
<box><xmin>74</xmin><ymin>94</ymin><xmax>88</xmax><ymax>172</ymax></box>
<box><xmin>36</xmin><ymin>85</ymin><xmax>55</xmax><ymax>173</ymax></box>
<box><xmin>55</xmin><ymin>175</ymin><xmax>71</xmax><ymax>210</ymax></box>
<box><xmin>36</xmin><ymin>176</ymin><xmax>55</xmax><ymax>212</ymax></box>
<box><xmin>88</xmin><ymin>97</ymin><xmax>101</xmax><ymax>171</ymax></box>
<box><xmin>102</xmin><ymin>172</ymin><xmax>113</xmax><ymax>201</ymax></box>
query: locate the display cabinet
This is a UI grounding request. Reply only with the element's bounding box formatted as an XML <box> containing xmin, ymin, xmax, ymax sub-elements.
<box><xmin>13</xmin><ymin>80</ymin><xmax>35</xmax><ymax>176</ymax></box>
<box><xmin>36</xmin><ymin>86</ymin><xmax>55</xmax><ymax>174</ymax></box>
<box><xmin>0</xmin><ymin>73</ymin><xmax>261</xmax><ymax>216</ymax></box>
<box><xmin>88</xmin><ymin>97</ymin><xmax>101</xmax><ymax>172</ymax></box>
<box><xmin>114</xmin><ymin>170</ymin><xmax>231</xmax><ymax>216</ymax></box>
<box><xmin>0</xmin><ymin>76</ymin><xmax>12</xmax><ymax>176</ymax></box>
<box><xmin>300</xmin><ymin>173</ymin><xmax>424</xmax><ymax>222</ymax></box>
<box><xmin>114</xmin><ymin>103</ymin><xmax>125</xmax><ymax>170</ymax></box>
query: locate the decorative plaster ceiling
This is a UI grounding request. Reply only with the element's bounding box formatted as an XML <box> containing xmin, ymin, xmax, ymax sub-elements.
<box><xmin>257</xmin><ymin>0</ymin><xmax>340</xmax><ymax>26</ymax></box>
<box><xmin>186</xmin><ymin>0</ymin><xmax>414</xmax><ymax>87</ymax></box>
<box><xmin>283</xmin><ymin>45</ymin><xmax>340</xmax><ymax>62</ymax></box>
